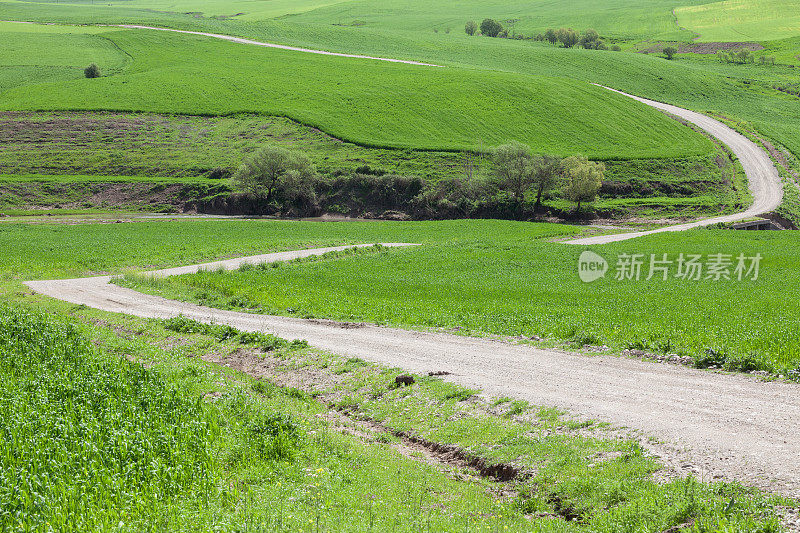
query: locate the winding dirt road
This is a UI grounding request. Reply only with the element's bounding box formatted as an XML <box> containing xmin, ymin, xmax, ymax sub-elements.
<box><xmin>26</xmin><ymin>245</ymin><xmax>800</xmax><ymax>498</ymax></box>
<box><xmin>14</xmin><ymin>20</ymin><xmax>796</xmax><ymax>499</ymax></box>
<box><xmin>565</xmin><ymin>87</ymin><xmax>783</xmax><ymax>245</ymax></box>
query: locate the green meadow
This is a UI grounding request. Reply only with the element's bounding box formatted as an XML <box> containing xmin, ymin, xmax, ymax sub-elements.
<box><xmin>0</xmin><ymin>26</ymin><xmax>712</xmax><ymax>158</ymax></box>
<box><xmin>1</xmin><ymin>0</ymin><xmax>799</xmax><ymax>529</ymax></box>
<box><xmin>676</xmin><ymin>0</ymin><xmax>800</xmax><ymax>42</ymax></box>
<box><xmin>100</xmin><ymin>218</ymin><xmax>800</xmax><ymax>377</ymax></box>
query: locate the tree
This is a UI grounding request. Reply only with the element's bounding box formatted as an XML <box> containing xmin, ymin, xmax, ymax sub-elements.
<box><xmin>84</xmin><ymin>63</ymin><xmax>101</xmax><ymax>78</ymax></box>
<box><xmin>465</xmin><ymin>20</ymin><xmax>477</xmax><ymax>36</ymax></box>
<box><xmin>663</xmin><ymin>46</ymin><xmax>678</xmax><ymax>60</ymax></box>
<box><xmin>544</xmin><ymin>28</ymin><xmax>557</xmax><ymax>44</ymax></box>
<box><xmin>233</xmin><ymin>146</ymin><xmax>316</xmax><ymax>202</ymax></box>
<box><xmin>579</xmin><ymin>28</ymin><xmax>602</xmax><ymax>49</ymax></box>
<box><xmin>480</xmin><ymin>18</ymin><xmax>503</xmax><ymax>38</ymax></box>
<box><xmin>561</xmin><ymin>156</ymin><xmax>604</xmax><ymax>213</ymax></box>
<box><xmin>531</xmin><ymin>155</ymin><xmax>564</xmax><ymax>212</ymax></box>
<box><xmin>493</xmin><ymin>141</ymin><xmax>534</xmax><ymax>202</ymax></box>
<box><xmin>555</xmin><ymin>28</ymin><xmax>580</xmax><ymax>48</ymax></box>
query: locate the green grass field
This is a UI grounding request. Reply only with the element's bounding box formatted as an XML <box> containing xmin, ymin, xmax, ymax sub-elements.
<box><xmin>0</xmin><ymin>218</ymin><xmax>793</xmax><ymax>530</ymax></box>
<box><xmin>78</xmin><ymin>218</ymin><xmax>798</xmax><ymax>377</ymax></box>
<box><xmin>0</xmin><ymin>25</ymin><xmax>713</xmax><ymax>159</ymax></box>
<box><xmin>1</xmin><ymin>217</ymin><xmax>798</xmax><ymax>377</ymax></box>
<box><xmin>676</xmin><ymin>0</ymin><xmax>800</xmax><ymax>42</ymax></box>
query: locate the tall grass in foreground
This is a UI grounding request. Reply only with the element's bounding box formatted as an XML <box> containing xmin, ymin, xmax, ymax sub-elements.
<box><xmin>0</xmin><ymin>306</ymin><xmax>215</xmax><ymax>530</ymax></box>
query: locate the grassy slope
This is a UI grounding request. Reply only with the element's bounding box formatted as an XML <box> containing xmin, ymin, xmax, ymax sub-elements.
<box><xmin>3</xmin><ymin>7</ymin><xmax>796</xmax><ymax>160</ymax></box>
<box><xmin>676</xmin><ymin>0</ymin><xmax>800</xmax><ymax>42</ymax></box>
<box><xmin>0</xmin><ymin>27</ymin><xmax>712</xmax><ymax>159</ymax></box>
<box><xmin>0</xmin><ymin>112</ymin><xmax>476</xmax><ymax>181</ymax></box>
<box><xmin>0</xmin><ymin>25</ymin><xmax>129</xmax><ymax>92</ymax></box>
<box><xmin>284</xmin><ymin>0</ymin><xmax>709</xmax><ymax>40</ymax></box>
<box><xmin>1</xmin><ymin>217</ymin><xmax>799</xmax><ymax>374</ymax></box>
<box><xmin>0</xmin><ymin>218</ymin><xmax>791</xmax><ymax>530</ymax></box>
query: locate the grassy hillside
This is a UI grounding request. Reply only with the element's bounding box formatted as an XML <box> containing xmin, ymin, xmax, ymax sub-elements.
<box><xmin>0</xmin><ymin>23</ymin><xmax>129</xmax><ymax>92</ymax></box>
<box><xmin>6</xmin><ymin>0</ymin><xmax>708</xmax><ymax>39</ymax></box>
<box><xmin>2</xmin><ymin>4</ymin><xmax>799</xmax><ymax>159</ymax></box>
<box><xmin>285</xmin><ymin>0</ymin><xmax>708</xmax><ymax>41</ymax></box>
<box><xmin>676</xmin><ymin>0</ymin><xmax>800</xmax><ymax>42</ymax></box>
<box><xmin>0</xmin><ymin>27</ymin><xmax>713</xmax><ymax>159</ymax></box>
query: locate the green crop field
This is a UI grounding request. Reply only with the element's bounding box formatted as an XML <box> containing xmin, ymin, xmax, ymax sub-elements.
<box><xmin>0</xmin><ymin>25</ymin><xmax>712</xmax><ymax>159</ymax></box>
<box><xmin>101</xmin><ymin>218</ymin><xmax>800</xmax><ymax>377</ymax></box>
<box><xmin>676</xmin><ymin>0</ymin><xmax>800</xmax><ymax>42</ymax></box>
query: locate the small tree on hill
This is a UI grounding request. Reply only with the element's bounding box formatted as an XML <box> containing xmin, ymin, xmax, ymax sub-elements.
<box><xmin>663</xmin><ymin>46</ymin><xmax>678</xmax><ymax>60</ymax></box>
<box><xmin>562</xmin><ymin>156</ymin><xmax>604</xmax><ymax>213</ymax></box>
<box><xmin>233</xmin><ymin>146</ymin><xmax>317</xmax><ymax>202</ymax></box>
<box><xmin>556</xmin><ymin>28</ymin><xmax>580</xmax><ymax>48</ymax></box>
<box><xmin>465</xmin><ymin>20</ymin><xmax>477</xmax><ymax>36</ymax></box>
<box><xmin>531</xmin><ymin>155</ymin><xmax>564</xmax><ymax>212</ymax></box>
<box><xmin>480</xmin><ymin>18</ymin><xmax>503</xmax><ymax>38</ymax></box>
<box><xmin>544</xmin><ymin>28</ymin><xmax>557</xmax><ymax>44</ymax></box>
<box><xmin>84</xmin><ymin>63</ymin><xmax>101</xmax><ymax>78</ymax></box>
<box><xmin>579</xmin><ymin>28</ymin><xmax>603</xmax><ymax>49</ymax></box>
<box><xmin>493</xmin><ymin>141</ymin><xmax>534</xmax><ymax>202</ymax></box>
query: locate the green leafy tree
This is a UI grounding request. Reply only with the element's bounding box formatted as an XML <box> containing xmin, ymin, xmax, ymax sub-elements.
<box><xmin>556</xmin><ymin>28</ymin><xmax>580</xmax><ymax>48</ymax></box>
<box><xmin>562</xmin><ymin>156</ymin><xmax>604</xmax><ymax>212</ymax></box>
<box><xmin>579</xmin><ymin>28</ymin><xmax>602</xmax><ymax>49</ymax></box>
<box><xmin>493</xmin><ymin>141</ymin><xmax>534</xmax><ymax>202</ymax></box>
<box><xmin>531</xmin><ymin>155</ymin><xmax>564</xmax><ymax>212</ymax></box>
<box><xmin>663</xmin><ymin>46</ymin><xmax>678</xmax><ymax>60</ymax></box>
<box><xmin>480</xmin><ymin>18</ymin><xmax>503</xmax><ymax>38</ymax></box>
<box><xmin>84</xmin><ymin>63</ymin><xmax>101</xmax><ymax>78</ymax></box>
<box><xmin>233</xmin><ymin>146</ymin><xmax>316</xmax><ymax>202</ymax></box>
<box><xmin>465</xmin><ymin>20</ymin><xmax>477</xmax><ymax>36</ymax></box>
<box><xmin>544</xmin><ymin>28</ymin><xmax>557</xmax><ymax>44</ymax></box>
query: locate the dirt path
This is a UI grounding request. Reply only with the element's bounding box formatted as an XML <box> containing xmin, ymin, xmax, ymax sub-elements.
<box><xmin>116</xmin><ymin>24</ymin><xmax>445</xmax><ymax>67</ymax></box>
<box><xmin>26</xmin><ymin>245</ymin><xmax>800</xmax><ymax>499</ymax></box>
<box><xmin>565</xmin><ymin>87</ymin><xmax>783</xmax><ymax>245</ymax></box>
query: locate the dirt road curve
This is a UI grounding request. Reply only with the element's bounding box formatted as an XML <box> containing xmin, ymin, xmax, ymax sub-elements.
<box><xmin>26</xmin><ymin>246</ymin><xmax>800</xmax><ymax>498</ymax></box>
<box><xmin>565</xmin><ymin>87</ymin><xmax>783</xmax><ymax>245</ymax></box>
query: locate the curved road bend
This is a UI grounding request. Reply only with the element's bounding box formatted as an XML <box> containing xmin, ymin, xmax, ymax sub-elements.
<box><xmin>565</xmin><ymin>87</ymin><xmax>783</xmax><ymax>245</ymax></box>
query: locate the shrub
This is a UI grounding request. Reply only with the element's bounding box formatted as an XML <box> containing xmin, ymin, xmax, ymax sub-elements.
<box><xmin>724</xmin><ymin>353</ymin><xmax>767</xmax><ymax>373</ymax></box>
<box><xmin>84</xmin><ymin>63</ymin><xmax>101</xmax><ymax>78</ymax></box>
<box><xmin>480</xmin><ymin>18</ymin><xmax>503</xmax><ymax>38</ymax></box>
<box><xmin>579</xmin><ymin>29</ymin><xmax>602</xmax><ymax>49</ymax></box>
<box><xmin>493</xmin><ymin>141</ymin><xmax>536</xmax><ymax>203</ymax></box>
<box><xmin>611</xmin><ymin>45</ymin><xmax>622</xmax><ymax>51</ymax></box>
<box><xmin>246</xmin><ymin>412</ymin><xmax>302</xmax><ymax>461</ymax></box>
<box><xmin>465</xmin><ymin>20</ymin><xmax>477</xmax><ymax>36</ymax></box>
<box><xmin>544</xmin><ymin>28</ymin><xmax>558</xmax><ymax>44</ymax></box>
<box><xmin>663</xmin><ymin>46</ymin><xmax>678</xmax><ymax>60</ymax></box>
<box><xmin>556</xmin><ymin>28</ymin><xmax>580</xmax><ymax>48</ymax></box>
